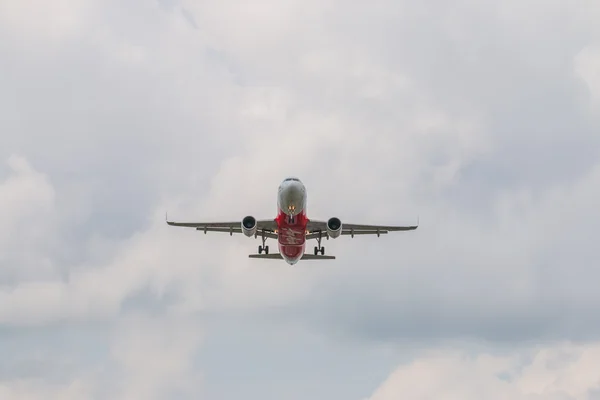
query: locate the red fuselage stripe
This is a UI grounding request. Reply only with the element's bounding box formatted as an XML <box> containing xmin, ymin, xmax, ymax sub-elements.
<box><xmin>276</xmin><ymin>208</ymin><xmax>307</xmax><ymax>261</ymax></box>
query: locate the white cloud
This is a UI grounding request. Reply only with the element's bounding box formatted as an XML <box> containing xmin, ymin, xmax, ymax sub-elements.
<box><xmin>0</xmin><ymin>313</ymin><xmax>203</xmax><ymax>400</ymax></box>
<box><xmin>298</xmin><ymin>158</ymin><xmax>600</xmax><ymax>344</ymax></box>
<box><xmin>575</xmin><ymin>45</ymin><xmax>600</xmax><ymax>107</ymax></box>
<box><xmin>1</xmin><ymin>0</ymin><xmax>600</xmax><ymax>398</ymax></box>
<box><xmin>0</xmin><ymin>378</ymin><xmax>95</xmax><ymax>400</ymax></box>
<box><xmin>0</xmin><ymin>155</ymin><xmax>325</xmax><ymax>326</ymax></box>
<box><xmin>108</xmin><ymin>313</ymin><xmax>203</xmax><ymax>400</ymax></box>
<box><xmin>0</xmin><ymin>156</ymin><xmax>58</xmax><ymax>282</ymax></box>
<box><xmin>0</xmin><ymin>0</ymin><xmax>93</xmax><ymax>46</ymax></box>
<box><xmin>0</xmin><ymin>156</ymin><xmax>55</xmax><ymax>234</ymax></box>
<box><xmin>367</xmin><ymin>342</ymin><xmax>600</xmax><ymax>400</ymax></box>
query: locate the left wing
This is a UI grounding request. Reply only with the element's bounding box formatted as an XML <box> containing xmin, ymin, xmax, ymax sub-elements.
<box><xmin>166</xmin><ymin>216</ymin><xmax>278</xmax><ymax>239</ymax></box>
<box><xmin>305</xmin><ymin>219</ymin><xmax>418</xmax><ymax>239</ymax></box>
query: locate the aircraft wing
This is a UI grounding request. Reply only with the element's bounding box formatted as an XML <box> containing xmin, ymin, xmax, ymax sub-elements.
<box><xmin>166</xmin><ymin>216</ymin><xmax>278</xmax><ymax>239</ymax></box>
<box><xmin>305</xmin><ymin>219</ymin><xmax>418</xmax><ymax>238</ymax></box>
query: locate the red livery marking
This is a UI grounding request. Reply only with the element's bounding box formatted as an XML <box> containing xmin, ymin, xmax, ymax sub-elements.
<box><xmin>279</xmin><ymin>227</ymin><xmax>304</xmax><ymax>244</ymax></box>
<box><xmin>282</xmin><ymin>245</ymin><xmax>303</xmax><ymax>259</ymax></box>
<box><xmin>276</xmin><ymin>208</ymin><xmax>307</xmax><ymax>262</ymax></box>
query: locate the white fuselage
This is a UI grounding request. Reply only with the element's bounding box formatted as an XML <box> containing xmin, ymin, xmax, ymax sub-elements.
<box><xmin>276</xmin><ymin>177</ymin><xmax>308</xmax><ymax>265</ymax></box>
<box><xmin>277</xmin><ymin>177</ymin><xmax>307</xmax><ymax>217</ymax></box>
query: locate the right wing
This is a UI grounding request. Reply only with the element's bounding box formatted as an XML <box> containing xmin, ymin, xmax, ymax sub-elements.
<box><xmin>166</xmin><ymin>215</ymin><xmax>278</xmax><ymax>239</ymax></box>
<box><xmin>305</xmin><ymin>219</ymin><xmax>418</xmax><ymax>239</ymax></box>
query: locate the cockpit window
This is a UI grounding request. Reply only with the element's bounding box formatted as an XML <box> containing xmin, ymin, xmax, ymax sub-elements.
<box><xmin>284</xmin><ymin>177</ymin><xmax>300</xmax><ymax>182</ymax></box>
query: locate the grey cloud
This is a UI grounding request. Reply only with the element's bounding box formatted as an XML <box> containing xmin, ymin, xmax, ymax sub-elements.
<box><xmin>329</xmin><ymin>1</ymin><xmax>600</xmax><ymax>198</ymax></box>
<box><xmin>156</xmin><ymin>0</ymin><xmax>178</xmax><ymax>12</ymax></box>
<box><xmin>282</xmin><ymin>165</ymin><xmax>600</xmax><ymax>344</ymax></box>
<box><xmin>1</xmin><ymin>0</ymin><xmax>600</xmax><ymax>398</ymax></box>
<box><xmin>3</xmin><ymin>0</ymin><xmax>597</xmax><ymax>342</ymax></box>
<box><xmin>366</xmin><ymin>342</ymin><xmax>600</xmax><ymax>400</ymax></box>
<box><xmin>0</xmin><ymin>323</ymin><xmax>109</xmax><ymax>382</ymax></box>
<box><xmin>181</xmin><ymin>8</ymin><xmax>199</xmax><ymax>29</ymax></box>
<box><xmin>1</xmin><ymin>2</ymin><xmax>245</xmax><ymax>263</ymax></box>
<box><xmin>0</xmin><ymin>313</ymin><xmax>201</xmax><ymax>400</ymax></box>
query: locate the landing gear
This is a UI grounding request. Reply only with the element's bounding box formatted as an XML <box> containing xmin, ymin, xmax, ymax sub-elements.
<box><xmin>314</xmin><ymin>231</ymin><xmax>325</xmax><ymax>255</ymax></box>
<box><xmin>258</xmin><ymin>230</ymin><xmax>269</xmax><ymax>254</ymax></box>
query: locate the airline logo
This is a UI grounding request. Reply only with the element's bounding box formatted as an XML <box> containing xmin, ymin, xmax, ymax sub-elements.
<box><xmin>278</xmin><ymin>227</ymin><xmax>305</xmax><ymax>245</ymax></box>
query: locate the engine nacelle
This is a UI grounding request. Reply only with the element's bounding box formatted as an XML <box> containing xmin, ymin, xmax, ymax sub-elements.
<box><xmin>327</xmin><ymin>217</ymin><xmax>342</xmax><ymax>239</ymax></box>
<box><xmin>241</xmin><ymin>216</ymin><xmax>257</xmax><ymax>237</ymax></box>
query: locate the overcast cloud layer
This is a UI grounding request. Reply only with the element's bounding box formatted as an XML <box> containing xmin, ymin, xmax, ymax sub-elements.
<box><xmin>1</xmin><ymin>0</ymin><xmax>600</xmax><ymax>398</ymax></box>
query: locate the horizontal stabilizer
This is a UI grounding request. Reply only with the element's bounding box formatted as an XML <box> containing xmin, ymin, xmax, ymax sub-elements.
<box><xmin>248</xmin><ymin>253</ymin><xmax>336</xmax><ymax>260</ymax></box>
<box><xmin>248</xmin><ymin>253</ymin><xmax>284</xmax><ymax>259</ymax></box>
<box><xmin>300</xmin><ymin>254</ymin><xmax>336</xmax><ymax>260</ymax></box>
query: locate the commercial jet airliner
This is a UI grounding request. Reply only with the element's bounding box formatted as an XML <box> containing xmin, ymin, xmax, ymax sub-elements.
<box><xmin>166</xmin><ymin>177</ymin><xmax>418</xmax><ymax>265</ymax></box>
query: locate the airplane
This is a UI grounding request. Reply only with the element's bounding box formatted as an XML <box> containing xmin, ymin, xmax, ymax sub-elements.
<box><xmin>166</xmin><ymin>176</ymin><xmax>418</xmax><ymax>265</ymax></box>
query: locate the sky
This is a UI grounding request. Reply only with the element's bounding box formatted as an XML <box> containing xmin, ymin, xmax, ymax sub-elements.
<box><xmin>1</xmin><ymin>0</ymin><xmax>600</xmax><ymax>399</ymax></box>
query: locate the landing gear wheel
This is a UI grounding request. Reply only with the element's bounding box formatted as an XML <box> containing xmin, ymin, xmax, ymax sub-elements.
<box><xmin>258</xmin><ymin>230</ymin><xmax>269</xmax><ymax>255</ymax></box>
<box><xmin>315</xmin><ymin>232</ymin><xmax>325</xmax><ymax>255</ymax></box>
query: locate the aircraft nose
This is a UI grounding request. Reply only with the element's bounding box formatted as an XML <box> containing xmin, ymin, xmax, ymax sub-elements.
<box><xmin>291</xmin><ymin>183</ymin><xmax>307</xmax><ymax>200</ymax></box>
<box><xmin>281</xmin><ymin>182</ymin><xmax>304</xmax><ymax>214</ymax></box>
<box><xmin>288</xmin><ymin>182</ymin><xmax>302</xmax><ymax>194</ymax></box>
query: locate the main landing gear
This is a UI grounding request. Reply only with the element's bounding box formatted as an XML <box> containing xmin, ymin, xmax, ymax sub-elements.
<box><xmin>314</xmin><ymin>231</ymin><xmax>325</xmax><ymax>255</ymax></box>
<box><xmin>258</xmin><ymin>230</ymin><xmax>269</xmax><ymax>254</ymax></box>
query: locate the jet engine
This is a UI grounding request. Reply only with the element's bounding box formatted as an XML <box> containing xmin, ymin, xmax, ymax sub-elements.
<box><xmin>241</xmin><ymin>216</ymin><xmax>257</xmax><ymax>237</ymax></box>
<box><xmin>327</xmin><ymin>217</ymin><xmax>342</xmax><ymax>238</ymax></box>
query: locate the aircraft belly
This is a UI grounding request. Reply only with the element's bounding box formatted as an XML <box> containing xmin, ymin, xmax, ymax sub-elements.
<box><xmin>278</xmin><ymin>226</ymin><xmax>305</xmax><ymax>245</ymax></box>
<box><xmin>277</xmin><ymin>215</ymin><xmax>306</xmax><ymax>263</ymax></box>
<box><xmin>279</xmin><ymin>243</ymin><xmax>305</xmax><ymax>262</ymax></box>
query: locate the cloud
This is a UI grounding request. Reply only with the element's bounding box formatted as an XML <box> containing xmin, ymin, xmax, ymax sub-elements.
<box><xmin>575</xmin><ymin>45</ymin><xmax>600</xmax><ymax>106</ymax></box>
<box><xmin>0</xmin><ymin>379</ymin><xmax>94</xmax><ymax>400</ymax></box>
<box><xmin>0</xmin><ymin>154</ymin><xmax>325</xmax><ymax>327</ymax></box>
<box><xmin>366</xmin><ymin>342</ymin><xmax>600</xmax><ymax>400</ymax></box>
<box><xmin>294</xmin><ymin>159</ymin><xmax>600</xmax><ymax>344</ymax></box>
<box><xmin>1</xmin><ymin>0</ymin><xmax>600</xmax><ymax>398</ymax></box>
<box><xmin>0</xmin><ymin>313</ymin><xmax>202</xmax><ymax>400</ymax></box>
<box><xmin>108</xmin><ymin>313</ymin><xmax>203</xmax><ymax>400</ymax></box>
<box><xmin>0</xmin><ymin>156</ymin><xmax>59</xmax><ymax>283</ymax></box>
<box><xmin>0</xmin><ymin>0</ymin><xmax>93</xmax><ymax>45</ymax></box>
